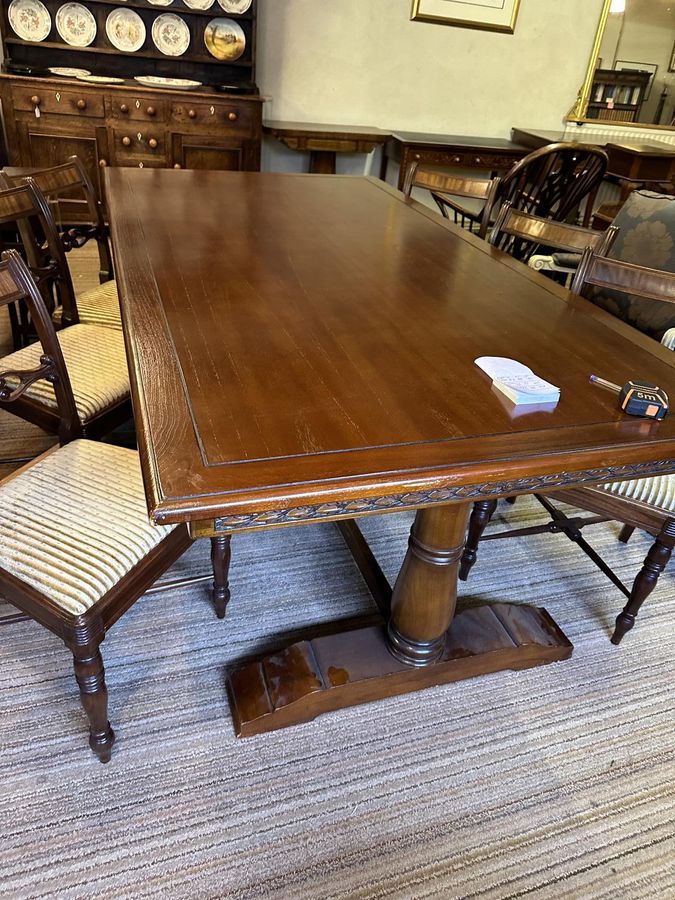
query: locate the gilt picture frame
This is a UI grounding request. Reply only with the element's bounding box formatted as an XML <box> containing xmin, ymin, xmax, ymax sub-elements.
<box><xmin>410</xmin><ymin>0</ymin><xmax>521</xmax><ymax>33</ymax></box>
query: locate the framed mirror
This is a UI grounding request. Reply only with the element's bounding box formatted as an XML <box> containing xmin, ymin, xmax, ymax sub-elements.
<box><xmin>569</xmin><ymin>0</ymin><xmax>675</xmax><ymax>130</ymax></box>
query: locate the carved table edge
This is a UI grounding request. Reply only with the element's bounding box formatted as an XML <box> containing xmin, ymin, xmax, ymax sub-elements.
<box><xmin>187</xmin><ymin>458</ymin><xmax>675</xmax><ymax>538</ymax></box>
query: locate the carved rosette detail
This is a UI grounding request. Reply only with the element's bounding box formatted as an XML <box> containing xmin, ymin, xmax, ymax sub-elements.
<box><xmin>210</xmin><ymin>459</ymin><xmax>675</xmax><ymax>534</ymax></box>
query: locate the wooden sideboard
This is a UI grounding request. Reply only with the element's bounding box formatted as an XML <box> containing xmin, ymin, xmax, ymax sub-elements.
<box><xmin>383</xmin><ymin>132</ymin><xmax>531</xmax><ymax>189</ymax></box>
<box><xmin>0</xmin><ymin>73</ymin><xmax>263</xmax><ymax>202</ymax></box>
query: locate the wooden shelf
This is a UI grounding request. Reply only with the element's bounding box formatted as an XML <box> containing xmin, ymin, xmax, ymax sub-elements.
<box><xmin>4</xmin><ymin>37</ymin><xmax>253</xmax><ymax>66</ymax></box>
<box><xmin>74</xmin><ymin>0</ymin><xmax>254</xmax><ymax>19</ymax></box>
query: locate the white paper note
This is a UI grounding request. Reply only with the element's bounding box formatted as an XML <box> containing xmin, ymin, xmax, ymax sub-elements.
<box><xmin>475</xmin><ymin>356</ymin><xmax>560</xmax><ymax>406</ymax></box>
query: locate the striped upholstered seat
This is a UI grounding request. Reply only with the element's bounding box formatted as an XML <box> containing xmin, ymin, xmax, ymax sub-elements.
<box><xmin>599</xmin><ymin>474</ymin><xmax>675</xmax><ymax>513</ymax></box>
<box><xmin>53</xmin><ymin>280</ymin><xmax>121</xmax><ymax>330</ymax></box>
<box><xmin>53</xmin><ymin>280</ymin><xmax>122</xmax><ymax>331</ymax></box>
<box><xmin>77</xmin><ymin>280</ymin><xmax>122</xmax><ymax>330</ymax></box>
<box><xmin>0</xmin><ymin>440</ymin><xmax>174</xmax><ymax>616</ymax></box>
<box><xmin>0</xmin><ymin>324</ymin><xmax>129</xmax><ymax>422</ymax></box>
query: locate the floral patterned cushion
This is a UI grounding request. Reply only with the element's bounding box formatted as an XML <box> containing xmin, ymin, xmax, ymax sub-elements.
<box><xmin>587</xmin><ymin>190</ymin><xmax>675</xmax><ymax>340</ymax></box>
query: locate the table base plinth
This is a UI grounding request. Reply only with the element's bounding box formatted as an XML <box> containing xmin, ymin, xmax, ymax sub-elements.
<box><xmin>227</xmin><ymin>603</ymin><xmax>572</xmax><ymax>737</ymax></box>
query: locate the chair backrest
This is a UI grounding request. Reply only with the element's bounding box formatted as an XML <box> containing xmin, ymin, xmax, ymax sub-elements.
<box><xmin>402</xmin><ymin>160</ymin><xmax>501</xmax><ymax>239</ymax></box>
<box><xmin>498</xmin><ymin>142</ymin><xmax>608</xmax><ymax>224</ymax></box>
<box><xmin>584</xmin><ymin>190</ymin><xmax>675</xmax><ymax>341</ymax></box>
<box><xmin>489</xmin><ymin>200</ymin><xmax>619</xmax><ymax>260</ymax></box>
<box><xmin>3</xmin><ymin>157</ymin><xmax>112</xmax><ymax>280</ymax></box>
<box><xmin>0</xmin><ymin>249</ymin><xmax>79</xmax><ymax>440</ymax></box>
<box><xmin>571</xmin><ymin>247</ymin><xmax>675</xmax><ymax>308</ymax></box>
<box><xmin>0</xmin><ymin>179</ymin><xmax>80</xmax><ymax>343</ymax></box>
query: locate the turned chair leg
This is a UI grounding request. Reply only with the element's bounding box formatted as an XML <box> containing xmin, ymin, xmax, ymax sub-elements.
<box><xmin>618</xmin><ymin>524</ymin><xmax>635</xmax><ymax>544</ymax></box>
<box><xmin>612</xmin><ymin>519</ymin><xmax>675</xmax><ymax>645</ymax></box>
<box><xmin>70</xmin><ymin>642</ymin><xmax>115</xmax><ymax>762</ymax></box>
<box><xmin>210</xmin><ymin>535</ymin><xmax>232</xmax><ymax>619</ymax></box>
<box><xmin>459</xmin><ymin>499</ymin><xmax>497</xmax><ymax>581</ymax></box>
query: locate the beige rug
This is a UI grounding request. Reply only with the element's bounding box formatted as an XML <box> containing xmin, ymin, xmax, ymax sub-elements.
<box><xmin>0</xmin><ymin>498</ymin><xmax>674</xmax><ymax>899</ymax></box>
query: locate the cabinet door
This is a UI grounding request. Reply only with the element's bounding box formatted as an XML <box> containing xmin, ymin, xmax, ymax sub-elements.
<box><xmin>171</xmin><ymin>133</ymin><xmax>260</xmax><ymax>171</ymax></box>
<box><xmin>15</xmin><ymin>123</ymin><xmax>109</xmax><ymax>215</ymax></box>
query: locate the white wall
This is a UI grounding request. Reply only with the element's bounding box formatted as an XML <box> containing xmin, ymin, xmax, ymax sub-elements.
<box><xmin>256</xmin><ymin>0</ymin><xmax>606</xmax><ymax>173</ymax></box>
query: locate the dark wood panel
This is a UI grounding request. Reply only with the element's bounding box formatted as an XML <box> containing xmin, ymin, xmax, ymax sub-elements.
<box><xmin>15</xmin><ymin>125</ymin><xmax>107</xmax><ymax>196</ymax></box>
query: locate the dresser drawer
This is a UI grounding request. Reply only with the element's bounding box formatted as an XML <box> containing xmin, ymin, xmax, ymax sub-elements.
<box><xmin>110</xmin><ymin>128</ymin><xmax>167</xmax><ymax>165</ymax></box>
<box><xmin>12</xmin><ymin>86</ymin><xmax>104</xmax><ymax>118</ymax></box>
<box><xmin>170</xmin><ymin>101</ymin><xmax>256</xmax><ymax>134</ymax></box>
<box><xmin>110</xmin><ymin>96</ymin><xmax>168</xmax><ymax>123</ymax></box>
<box><xmin>413</xmin><ymin>149</ymin><xmax>522</xmax><ymax>171</ymax></box>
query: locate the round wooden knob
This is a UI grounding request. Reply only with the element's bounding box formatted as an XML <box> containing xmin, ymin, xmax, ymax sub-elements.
<box><xmin>188</xmin><ymin>109</ymin><xmax>196</xmax><ymax>118</ymax></box>
<box><xmin>227</xmin><ymin>111</ymin><xmax>238</xmax><ymax>121</ymax></box>
<box><xmin>148</xmin><ymin>138</ymin><xmax>158</xmax><ymax>149</ymax></box>
<box><xmin>30</xmin><ymin>95</ymin><xmax>40</xmax><ymax>106</ymax></box>
<box><xmin>173</xmin><ymin>163</ymin><xmax>182</xmax><ymax>169</ymax></box>
<box><xmin>146</xmin><ymin>106</ymin><xmax>156</xmax><ymax>116</ymax></box>
<box><xmin>76</xmin><ymin>99</ymin><xmax>86</xmax><ymax>110</ymax></box>
<box><xmin>99</xmin><ymin>159</ymin><xmax>108</xmax><ymax>168</ymax></box>
<box><xmin>120</xmin><ymin>103</ymin><xmax>129</xmax><ymax>113</ymax></box>
<box><xmin>122</xmin><ymin>136</ymin><xmax>131</xmax><ymax>147</ymax></box>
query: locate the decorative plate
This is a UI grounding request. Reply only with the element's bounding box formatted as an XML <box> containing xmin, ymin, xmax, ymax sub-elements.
<box><xmin>106</xmin><ymin>8</ymin><xmax>146</xmax><ymax>52</ymax></box>
<box><xmin>148</xmin><ymin>0</ymin><xmax>173</xmax><ymax>5</ymax></box>
<box><xmin>134</xmin><ymin>74</ymin><xmax>201</xmax><ymax>89</ymax></box>
<box><xmin>8</xmin><ymin>0</ymin><xmax>51</xmax><ymax>42</ymax></box>
<box><xmin>55</xmin><ymin>3</ymin><xmax>96</xmax><ymax>47</ymax></box>
<box><xmin>76</xmin><ymin>73</ymin><xmax>125</xmax><ymax>83</ymax></box>
<box><xmin>49</xmin><ymin>66</ymin><xmax>91</xmax><ymax>77</ymax></box>
<box><xmin>184</xmin><ymin>0</ymin><xmax>215</xmax><ymax>8</ymax></box>
<box><xmin>151</xmin><ymin>13</ymin><xmax>190</xmax><ymax>56</ymax></box>
<box><xmin>204</xmin><ymin>17</ymin><xmax>245</xmax><ymax>61</ymax></box>
<box><xmin>217</xmin><ymin>0</ymin><xmax>251</xmax><ymax>13</ymax></box>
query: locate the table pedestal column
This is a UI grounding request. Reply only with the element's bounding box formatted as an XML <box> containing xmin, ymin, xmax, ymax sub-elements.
<box><xmin>226</xmin><ymin>503</ymin><xmax>573</xmax><ymax>737</ymax></box>
<box><xmin>388</xmin><ymin>506</ymin><xmax>469</xmax><ymax>666</ymax></box>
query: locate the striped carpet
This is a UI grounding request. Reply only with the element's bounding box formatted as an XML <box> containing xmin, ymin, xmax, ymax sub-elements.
<box><xmin>1</xmin><ymin>498</ymin><xmax>674</xmax><ymax>899</ymax></box>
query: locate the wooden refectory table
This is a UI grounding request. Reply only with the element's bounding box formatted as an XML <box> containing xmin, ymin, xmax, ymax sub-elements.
<box><xmin>105</xmin><ymin>169</ymin><xmax>675</xmax><ymax>736</ymax></box>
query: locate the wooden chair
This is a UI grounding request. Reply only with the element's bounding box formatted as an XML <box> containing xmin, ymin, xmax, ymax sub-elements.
<box><xmin>0</xmin><ymin>250</ymin><xmax>193</xmax><ymax>760</ymax></box>
<box><xmin>0</xmin><ymin>164</ymin><xmax>121</xmax><ymax>333</ymax></box>
<box><xmin>4</xmin><ymin>155</ymin><xmax>113</xmax><ymax>282</ymax></box>
<box><xmin>412</xmin><ymin>143</ymin><xmax>608</xmax><ymax>249</ymax></box>
<box><xmin>460</xmin><ymin>249</ymin><xmax>675</xmax><ymax>644</ymax></box>
<box><xmin>402</xmin><ymin>160</ymin><xmax>501</xmax><ymax>239</ymax></box>
<box><xmin>488</xmin><ymin>200</ymin><xmax>619</xmax><ymax>263</ymax></box>
<box><xmin>0</xmin><ymin>183</ymin><xmax>130</xmax><ymax>442</ymax></box>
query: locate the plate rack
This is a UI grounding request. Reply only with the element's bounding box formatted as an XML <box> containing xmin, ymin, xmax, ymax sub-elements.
<box><xmin>0</xmin><ymin>0</ymin><xmax>257</xmax><ymax>87</ymax></box>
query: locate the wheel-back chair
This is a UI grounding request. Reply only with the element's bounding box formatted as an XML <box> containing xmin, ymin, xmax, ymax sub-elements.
<box><xmin>405</xmin><ymin>143</ymin><xmax>608</xmax><ymax>254</ymax></box>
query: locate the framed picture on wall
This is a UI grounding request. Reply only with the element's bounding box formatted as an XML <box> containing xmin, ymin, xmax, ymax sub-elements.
<box><xmin>410</xmin><ymin>0</ymin><xmax>521</xmax><ymax>33</ymax></box>
<box><xmin>615</xmin><ymin>60</ymin><xmax>658</xmax><ymax>99</ymax></box>
<box><xmin>670</xmin><ymin>40</ymin><xmax>675</xmax><ymax>72</ymax></box>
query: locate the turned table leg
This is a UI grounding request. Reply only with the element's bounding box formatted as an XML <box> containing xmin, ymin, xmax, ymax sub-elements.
<box><xmin>211</xmin><ymin>535</ymin><xmax>232</xmax><ymax>619</ymax></box>
<box><xmin>387</xmin><ymin>504</ymin><xmax>471</xmax><ymax>666</ymax></box>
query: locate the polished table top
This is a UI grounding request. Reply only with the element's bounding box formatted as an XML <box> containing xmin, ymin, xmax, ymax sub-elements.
<box><xmin>105</xmin><ymin>169</ymin><xmax>675</xmax><ymax>528</ymax></box>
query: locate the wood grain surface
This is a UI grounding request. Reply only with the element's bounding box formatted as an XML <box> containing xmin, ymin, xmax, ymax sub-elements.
<box><xmin>105</xmin><ymin>169</ymin><xmax>675</xmax><ymax>526</ymax></box>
